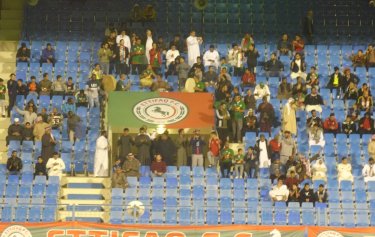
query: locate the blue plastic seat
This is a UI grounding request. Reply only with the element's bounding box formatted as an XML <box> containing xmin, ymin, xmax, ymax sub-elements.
<box><xmin>165</xmin><ymin>208</ymin><xmax>177</xmax><ymax>224</ymax></box>
<box><xmin>206</xmin><ymin>207</ymin><xmax>219</xmax><ymax>225</ymax></box>
<box><xmin>42</xmin><ymin>206</ymin><xmax>56</xmax><ymax>222</ymax></box>
<box><xmin>329</xmin><ymin>210</ymin><xmax>342</xmax><ymax>226</ymax></box>
<box><xmin>15</xmin><ymin>206</ymin><xmax>28</xmax><ymax>222</ymax></box>
<box><xmin>261</xmin><ymin>209</ymin><xmax>273</xmax><ymax>225</ymax></box>
<box><xmin>302</xmin><ymin>209</ymin><xmax>315</xmax><ymax>225</ymax></box>
<box><xmin>29</xmin><ymin>206</ymin><xmax>42</xmax><ymax>222</ymax></box>
<box><xmin>1</xmin><ymin>206</ymin><xmax>13</xmax><ymax>222</ymax></box>
<box><xmin>288</xmin><ymin>207</ymin><xmax>301</xmax><ymax>225</ymax></box>
<box><xmin>109</xmin><ymin>211</ymin><xmax>122</xmax><ymax>224</ymax></box>
<box><xmin>179</xmin><ymin>208</ymin><xmax>191</xmax><ymax>225</ymax></box>
<box><xmin>356</xmin><ymin>210</ymin><xmax>370</xmax><ymax>227</ymax></box>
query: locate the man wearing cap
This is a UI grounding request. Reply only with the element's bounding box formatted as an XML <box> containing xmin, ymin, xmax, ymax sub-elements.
<box><xmin>6</xmin><ymin>150</ymin><xmax>23</xmax><ymax>175</ymax></box>
<box><xmin>46</xmin><ymin>152</ymin><xmax>65</xmax><ymax>180</ymax></box>
<box><xmin>6</xmin><ymin>118</ymin><xmax>23</xmax><ymax>146</ymax></box>
<box><xmin>190</xmin><ymin>130</ymin><xmax>206</xmax><ymax>167</ymax></box>
<box><xmin>337</xmin><ymin>157</ymin><xmax>353</xmax><ymax>183</ymax></box>
<box><xmin>362</xmin><ymin>158</ymin><xmax>375</xmax><ymax>182</ymax></box>
<box><xmin>122</xmin><ymin>153</ymin><xmax>141</xmax><ymax>178</ymax></box>
<box><xmin>41</xmin><ymin>126</ymin><xmax>56</xmax><ymax>161</ymax></box>
<box><xmin>230</xmin><ymin>95</ymin><xmax>245</xmax><ymax>143</ymax></box>
<box><xmin>16</xmin><ymin>42</ymin><xmax>30</xmax><ymax>62</ymax></box>
<box><xmin>323</xmin><ymin>113</ymin><xmax>339</xmax><ymax>134</ymax></box>
<box><xmin>203</xmin><ymin>45</ymin><xmax>220</xmax><ymax>69</ymax></box>
<box><xmin>94</xmin><ymin>131</ymin><xmax>111</xmax><ymax>177</ymax></box>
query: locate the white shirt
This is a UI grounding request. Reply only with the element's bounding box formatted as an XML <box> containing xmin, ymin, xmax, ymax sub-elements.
<box><xmin>337</xmin><ymin>163</ymin><xmax>353</xmax><ymax>182</ymax></box>
<box><xmin>186</xmin><ymin>36</ymin><xmax>202</xmax><ymax>66</ymax></box>
<box><xmin>46</xmin><ymin>158</ymin><xmax>65</xmax><ymax>177</ymax></box>
<box><xmin>363</xmin><ymin>164</ymin><xmax>375</xmax><ymax>177</ymax></box>
<box><xmin>166</xmin><ymin>49</ymin><xmax>180</xmax><ymax>68</ymax></box>
<box><xmin>228</xmin><ymin>49</ymin><xmax>239</xmax><ymax>66</ymax></box>
<box><xmin>254</xmin><ymin>85</ymin><xmax>271</xmax><ymax>100</ymax></box>
<box><xmin>116</xmin><ymin>34</ymin><xmax>131</xmax><ymax>51</ymax></box>
<box><xmin>203</xmin><ymin>50</ymin><xmax>220</xmax><ymax>68</ymax></box>
<box><xmin>269</xmin><ymin>184</ymin><xmax>289</xmax><ymax>201</ymax></box>
<box><xmin>145</xmin><ymin>36</ymin><xmax>153</xmax><ymax>63</ymax></box>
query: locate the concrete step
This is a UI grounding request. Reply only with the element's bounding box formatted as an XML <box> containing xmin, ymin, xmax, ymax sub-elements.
<box><xmin>0</xmin><ymin>20</ymin><xmax>22</xmax><ymax>30</ymax></box>
<box><xmin>0</xmin><ymin>10</ymin><xmax>23</xmax><ymax>19</ymax></box>
<box><xmin>0</xmin><ymin>51</ymin><xmax>16</xmax><ymax>62</ymax></box>
<box><xmin>1</xmin><ymin>0</ymin><xmax>25</xmax><ymax>10</ymax></box>
<box><xmin>61</xmin><ymin>177</ymin><xmax>111</xmax><ymax>188</ymax></box>
<box><xmin>58</xmin><ymin>211</ymin><xmax>108</xmax><ymax>222</ymax></box>
<box><xmin>0</xmin><ymin>62</ymin><xmax>16</xmax><ymax>74</ymax></box>
<box><xmin>59</xmin><ymin>199</ymin><xmax>109</xmax><ymax>206</ymax></box>
<box><xmin>0</xmin><ymin>118</ymin><xmax>10</xmax><ymax>128</ymax></box>
<box><xmin>0</xmin><ymin>30</ymin><xmax>20</xmax><ymax>41</ymax></box>
<box><xmin>0</xmin><ymin>41</ymin><xmax>18</xmax><ymax>51</ymax></box>
<box><xmin>61</xmin><ymin>188</ymin><xmax>110</xmax><ymax>198</ymax></box>
<box><xmin>0</xmin><ymin>141</ymin><xmax>7</xmax><ymax>153</ymax></box>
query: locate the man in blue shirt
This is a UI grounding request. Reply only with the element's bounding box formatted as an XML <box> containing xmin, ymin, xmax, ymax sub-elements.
<box><xmin>40</xmin><ymin>43</ymin><xmax>56</xmax><ymax>66</ymax></box>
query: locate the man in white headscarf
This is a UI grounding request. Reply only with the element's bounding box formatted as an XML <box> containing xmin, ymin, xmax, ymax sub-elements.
<box><xmin>282</xmin><ymin>98</ymin><xmax>297</xmax><ymax>135</ymax></box>
<box><xmin>94</xmin><ymin>131</ymin><xmax>110</xmax><ymax>177</ymax></box>
<box><xmin>362</xmin><ymin>158</ymin><xmax>375</xmax><ymax>182</ymax></box>
<box><xmin>311</xmin><ymin>158</ymin><xmax>327</xmax><ymax>182</ymax></box>
<box><xmin>337</xmin><ymin>157</ymin><xmax>353</xmax><ymax>183</ymax></box>
<box><xmin>186</xmin><ymin>30</ymin><xmax>203</xmax><ymax>66</ymax></box>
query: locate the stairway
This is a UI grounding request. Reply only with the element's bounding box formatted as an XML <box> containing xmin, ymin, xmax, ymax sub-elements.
<box><xmin>58</xmin><ymin>176</ymin><xmax>112</xmax><ymax>222</ymax></box>
<box><xmin>0</xmin><ymin>0</ymin><xmax>24</xmax><ymax>41</ymax></box>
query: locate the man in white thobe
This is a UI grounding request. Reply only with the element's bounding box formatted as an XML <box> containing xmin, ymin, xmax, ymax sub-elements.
<box><xmin>94</xmin><ymin>131</ymin><xmax>110</xmax><ymax>177</ymax></box>
<box><xmin>312</xmin><ymin>158</ymin><xmax>327</xmax><ymax>182</ymax></box>
<box><xmin>187</xmin><ymin>30</ymin><xmax>202</xmax><ymax>66</ymax></box>
<box><xmin>145</xmin><ymin>29</ymin><xmax>153</xmax><ymax>64</ymax></box>
<box><xmin>337</xmin><ymin>157</ymin><xmax>354</xmax><ymax>183</ymax></box>
<box><xmin>362</xmin><ymin>158</ymin><xmax>375</xmax><ymax>182</ymax></box>
<box><xmin>166</xmin><ymin>45</ymin><xmax>180</xmax><ymax>68</ymax></box>
<box><xmin>269</xmin><ymin>178</ymin><xmax>289</xmax><ymax>202</ymax></box>
<box><xmin>254</xmin><ymin>82</ymin><xmax>271</xmax><ymax>101</ymax></box>
<box><xmin>116</xmin><ymin>30</ymin><xmax>131</xmax><ymax>51</ymax></box>
<box><xmin>203</xmin><ymin>45</ymin><xmax>220</xmax><ymax>69</ymax></box>
<box><xmin>46</xmin><ymin>152</ymin><xmax>66</xmax><ymax>180</ymax></box>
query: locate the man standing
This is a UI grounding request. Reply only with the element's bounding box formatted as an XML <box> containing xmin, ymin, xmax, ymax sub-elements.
<box><xmin>203</xmin><ymin>45</ymin><xmax>220</xmax><ymax>69</ymax></box>
<box><xmin>94</xmin><ymin>131</ymin><xmax>110</xmax><ymax>177</ymax></box>
<box><xmin>230</xmin><ymin>95</ymin><xmax>245</xmax><ymax>143</ymax></box>
<box><xmin>86</xmin><ymin>74</ymin><xmax>100</xmax><ymax>109</ymax></box>
<box><xmin>186</xmin><ymin>30</ymin><xmax>203</xmax><ymax>66</ymax></box>
<box><xmin>134</xmin><ymin>127</ymin><xmax>151</xmax><ymax>165</ymax></box>
<box><xmin>154</xmin><ymin>131</ymin><xmax>176</xmax><ymax>166</ymax></box>
<box><xmin>280</xmin><ymin>131</ymin><xmax>296</xmax><ymax>165</ymax></box>
<box><xmin>303</xmin><ymin>10</ymin><xmax>314</xmax><ymax>44</ymax></box>
<box><xmin>176</xmin><ymin>57</ymin><xmax>190</xmax><ymax>90</ymax></box>
<box><xmin>7</xmin><ymin>150</ymin><xmax>23</xmax><ymax>175</ymax></box>
<box><xmin>362</xmin><ymin>158</ymin><xmax>375</xmax><ymax>182</ymax></box>
<box><xmin>46</xmin><ymin>152</ymin><xmax>65</xmax><ymax>180</ymax></box>
<box><xmin>190</xmin><ymin>130</ymin><xmax>206</xmax><ymax>167</ymax></box>
<box><xmin>118</xmin><ymin>128</ymin><xmax>134</xmax><ymax>161</ymax></box>
<box><xmin>41</xmin><ymin>127</ymin><xmax>56</xmax><ymax>161</ymax></box>
<box><xmin>7</xmin><ymin>73</ymin><xmax>17</xmax><ymax>117</ymax></box>
<box><xmin>166</xmin><ymin>45</ymin><xmax>180</xmax><ymax>69</ymax></box>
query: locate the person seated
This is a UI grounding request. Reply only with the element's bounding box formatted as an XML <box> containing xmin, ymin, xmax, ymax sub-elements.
<box><xmin>142</xmin><ymin>4</ymin><xmax>156</xmax><ymax>22</ymax></box>
<box><xmin>290</xmin><ymin>52</ymin><xmax>307</xmax><ymax>80</ymax></box>
<box><xmin>314</xmin><ymin>184</ymin><xmax>328</xmax><ymax>203</ymax></box>
<box><xmin>14</xmin><ymin>105</ymin><xmax>37</xmax><ymax>126</ymax></box>
<box><xmin>75</xmin><ymin>90</ymin><xmax>88</xmax><ymax>107</ymax></box>
<box><xmin>358</xmin><ymin>112</ymin><xmax>375</xmax><ymax>134</ymax></box>
<box><xmin>51</xmin><ymin>75</ymin><xmax>66</xmax><ymax>96</ymax></box>
<box><xmin>350</xmin><ymin>49</ymin><xmax>367</xmax><ymax>68</ymax></box>
<box><xmin>337</xmin><ymin>157</ymin><xmax>354</xmax><ymax>183</ymax></box>
<box><xmin>62</xmin><ymin>97</ymin><xmax>76</xmax><ymax>116</ymax></box>
<box><xmin>220</xmin><ymin>153</ymin><xmax>233</xmax><ymax>178</ymax></box>
<box><xmin>358</xmin><ymin>83</ymin><xmax>372</xmax><ymax>97</ymax></box>
<box><xmin>277</xmin><ymin>33</ymin><xmax>292</xmax><ymax>57</ymax></box>
<box><xmin>140</xmin><ymin>65</ymin><xmax>156</xmax><ymax>89</ymax></box>
<box><xmin>203</xmin><ymin>45</ymin><xmax>220</xmax><ymax>69</ymax></box>
<box><xmin>34</xmin><ymin>156</ymin><xmax>47</xmax><ymax>178</ymax></box>
<box><xmin>285</xmin><ymin>170</ymin><xmax>300</xmax><ymax>190</ymax></box>
<box><xmin>311</xmin><ymin>158</ymin><xmax>327</xmax><ymax>182</ymax></box>
<box><xmin>357</xmin><ymin>90</ymin><xmax>373</xmax><ymax>112</ymax></box>
<box><xmin>7</xmin><ymin>150</ymin><xmax>23</xmax><ymax>175</ymax></box>
<box><xmin>151</xmin><ymin>74</ymin><xmax>172</xmax><ymax>92</ymax></box>
<box><xmin>309</xmin><ymin>123</ymin><xmax>325</xmax><ymax>147</ymax></box>
<box><xmin>288</xmin><ymin>184</ymin><xmax>300</xmax><ymax>202</ymax></box>
<box><xmin>277</xmin><ymin>77</ymin><xmax>292</xmax><ymax>100</ymax></box>
<box><xmin>122</xmin><ymin>153</ymin><xmax>141</xmax><ymax>178</ymax></box>
<box><xmin>39</xmin><ymin>73</ymin><xmax>52</xmax><ymax>96</ymax></box>
<box><xmin>269</xmin><ymin>178</ymin><xmax>289</xmax><ymax>202</ymax></box>
<box><xmin>327</xmin><ymin>66</ymin><xmax>344</xmax><ymax>95</ymax></box>
<box><xmin>192</xmin><ymin>76</ymin><xmax>206</xmax><ymax>93</ymax></box>
<box><xmin>16</xmin><ymin>79</ymin><xmax>28</xmax><ymax>97</ymax></box>
<box><xmin>292</xmin><ymin>35</ymin><xmax>305</xmax><ymax>54</ymax></box>
<box><xmin>254</xmin><ymin>82</ymin><xmax>270</xmax><ymax>101</ymax></box>
<box><xmin>305</xmin><ymin>66</ymin><xmax>319</xmax><ymax>88</ymax></box>
<box><xmin>111</xmin><ymin>166</ymin><xmax>129</xmax><ymax>189</ymax></box>
<box><xmin>189</xmin><ymin>56</ymin><xmax>205</xmax><ymax>77</ymax></box>
<box><xmin>6</xmin><ymin>118</ymin><xmax>23</xmax><ymax>146</ymax></box>
<box><xmin>40</xmin><ymin>43</ymin><xmax>56</xmax><ymax>66</ymax></box>
<box><xmin>22</xmin><ymin>122</ymin><xmax>34</xmax><ymax>141</ymax></box>
<box><xmin>233</xmin><ymin>148</ymin><xmax>245</xmax><ymax>178</ymax></box>
<box><xmin>241</xmin><ymin>68</ymin><xmax>256</xmax><ymax>88</ymax></box>
<box><xmin>49</xmin><ymin>107</ymin><xmax>63</xmax><ymax>129</ymax></box>
<box><xmin>46</xmin><ymin>152</ymin><xmax>65</xmax><ymax>180</ymax></box>
<box><xmin>306</xmin><ymin>110</ymin><xmax>323</xmax><ymax>130</ymax></box>
<box><xmin>244</xmin><ymin>109</ymin><xmax>258</xmax><ymax>133</ymax></box>
<box><xmin>365</xmin><ymin>44</ymin><xmax>375</xmax><ymax>68</ymax></box>
<box><xmin>292</xmin><ymin>76</ymin><xmax>307</xmax><ymax>96</ymax></box>
<box><xmin>203</xmin><ymin>66</ymin><xmax>218</xmax><ymax>86</ymax></box>
<box><xmin>305</xmin><ymin>87</ymin><xmax>324</xmax><ymax>113</ymax></box>
<box><xmin>65</xmin><ymin>77</ymin><xmax>76</xmax><ymax>96</ymax></box>
<box><xmin>16</xmin><ymin>42</ymin><xmax>30</xmax><ymax>63</ymax></box>
<box><xmin>264</xmin><ymin>53</ymin><xmax>284</xmax><ymax>78</ymax></box>
<box><xmin>323</xmin><ymin>113</ymin><xmax>339</xmax><ymax>133</ymax></box>
<box><xmin>342</xmin><ymin>68</ymin><xmax>360</xmax><ymax>92</ymax></box>
<box><xmin>362</xmin><ymin>158</ymin><xmax>375</xmax><ymax>182</ymax></box>
<box><xmin>27</xmin><ymin>76</ymin><xmax>39</xmax><ymax>95</ymax></box>
<box><xmin>299</xmin><ymin>183</ymin><xmax>315</xmax><ymax>203</ymax></box>
<box><xmin>166</xmin><ymin>45</ymin><xmax>180</xmax><ymax>69</ymax></box>
<box><xmin>342</xmin><ymin>116</ymin><xmax>356</xmax><ymax>135</ymax></box>
<box><xmin>344</xmin><ymin>82</ymin><xmax>359</xmax><ymax>101</ymax></box>
<box><xmin>150</xmin><ymin>153</ymin><xmax>167</xmax><ymax>178</ymax></box>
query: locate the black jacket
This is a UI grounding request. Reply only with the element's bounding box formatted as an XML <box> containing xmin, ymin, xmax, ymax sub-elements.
<box><xmin>290</xmin><ymin>59</ymin><xmax>306</xmax><ymax>73</ymax></box>
<box><xmin>7</xmin><ymin>157</ymin><xmax>23</xmax><ymax>172</ymax></box>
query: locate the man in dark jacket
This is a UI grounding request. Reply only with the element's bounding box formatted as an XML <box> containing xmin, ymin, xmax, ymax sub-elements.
<box><xmin>118</xmin><ymin>128</ymin><xmax>134</xmax><ymax>161</ymax></box>
<box><xmin>244</xmin><ymin>146</ymin><xmax>258</xmax><ymax>178</ymax></box>
<box><xmin>154</xmin><ymin>132</ymin><xmax>177</xmax><ymax>166</ymax></box>
<box><xmin>299</xmin><ymin>183</ymin><xmax>315</xmax><ymax>203</ymax></box>
<box><xmin>7</xmin><ymin>73</ymin><xmax>17</xmax><ymax>117</ymax></box>
<box><xmin>244</xmin><ymin>44</ymin><xmax>259</xmax><ymax>73</ymax></box>
<box><xmin>7</xmin><ymin>150</ymin><xmax>23</xmax><ymax>174</ymax></box>
<box><xmin>6</xmin><ymin>118</ymin><xmax>23</xmax><ymax>146</ymax></box>
<box><xmin>16</xmin><ymin>42</ymin><xmax>31</xmax><ymax>62</ymax></box>
<box><xmin>115</xmin><ymin>39</ymin><xmax>130</xmax><ymax>75</ymax></box>
<box><xmin>314</xmin><ymin>184</ymin><xmax>328</xmax><ymax>203</ymax></box>
<box><xmin>115</xmin><ymin>74</ymin><xmax>131</xmax><ymax>91</ymax></box>
<box><xmin>264</xmin><ymin>53</ymin><xmax>284</xmax><ymax>78</ymax></box>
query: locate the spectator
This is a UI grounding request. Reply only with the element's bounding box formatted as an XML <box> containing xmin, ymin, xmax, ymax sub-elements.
<box><xmin>285</xmin><ymin>156</ymin><xmax>297</xmax><ymax>174</ymax></box>
<box><xmin>244</xmin><ymin>109</ymin><xmax>258</xmax><ymax>133</ymax></box>
<box><xmin>7</xmin><ymin>150</ymin><xmax>23</xmax><ymax>175</ymax></box>
<box><xmin>154</xmin><ymin>132</ymin><xmax>176</xmax><ymax>166</ymax></box>
<box><xmin>292</xmin><ymin>35</ymin><xmax>305</xmax><ymax>54</ymax></box>
<box><xmin>189</xmin><ymin>57</ymin><xmax>205</xmax><ymax>78</ymax></box>
<box><xmin>368</xmin><ymin>135</ymin><xmax>375</xmax><ymax>159</ymax></box>
<box><xmin>62</xmin><ymin>97</ymin><xmax>76</xmax><ymax>116</ymax></box>
<box><xmin>135</xmin><ymin>127</ymin><xmax>151</xmax><ymax>165</ymax></box>
<box><xmin>143</xmin><ymin>5</ymin><xmax>156</xmax><ymax>21</ymax></box>
<box><xmin>255</xmin><ymin>134</ymin><xmax>271</xmax><ymax>168</ymax></box>
<box><xmin>150</xmin><ymin>154</ymin><xmax>167</xmax><ymax>178</ymax></box>
<box><xmin>362</xmin><ymin>158</ymin><xmax>375</xmax><ymax>182</ymax></box>
<box><xmin>165</xmin><ymin>56</ymin><xmax>179</xmax><ymax>78</ymax></box>
<box><xmin>41</xmin><ymin>127</ymin><xmax>56</xmax><ymax>160</ymax></box>
<box><xmin>337</xmin><ymin>157</ymin><xmax>354</xmax><ymax>183</ymax></box>
<box><xmin>269</xmin><ymin>178</ymin><xmax>289</xmax><ymax>202</ymax></box>
<box><xmin>327</xmin><ymin>66</ymin><xmax>344</xmax><ymax>94</ymax></box>
<box><xmin>311</xmin><ymin>158</ymin><xmax>327</xmax><ymax>182</ymax></box>
<box><xmin>306</xmin><ymin>110</ymin><xmax>323</xmax><ymax>131</ymax></box>
<box><xmin>7</xmin><ymin>73</ymin><xmax>17</xmax><ymax>117</ymax></box>
<box><xmin>230</xmin><ymin>95</ymin><xmax>245</xmax><ymax>143</ymax></box>
<box><xmin>299</xmin><ymin>183</ymin><xmax>314</xmax><ymax>203</ymax></box>
<box><xmin>228</xmin><ymin>44</ymin><xmax>243</xmax><ymax>76</ymax></box>
<box><xmin>305</xmin><ymin>86</ymin><xmax>324</xmax><ymax>113</ymax></box>
<box><xmin>176</xmin><ymin>129</ymin><xmax>188</xmax><ymax>167</ymax></box>
<box><xmin>314</xmin><ymin>184</ymin><xmax>328</xmax><ymax>203</ymax></box>
<box><xmin>16</xmin><ymin>79</ymin><xmax>28</xmax><ymax>97</ymax></box>
<box><xmin>233</xmin><ymin>148</ymin><xmax>245</xmax><ymax>178</ymax></box>
<box><xmin>122</xmin><ymin>153</ymin><xmax>141</xmax><ymax>178</ymax></box>
<box><xmin>117</xmin><ymin>128</ymin><xmax>134</xmax><ymax>161</ymax></box>
<box><xmin>39</xmin><ymin>73</ymin><xmax>52</xmax><ymax>96</ymax></box>
<box><xmin>149</xmin><ymin>43</ymin><xmax>162</xmax><ymax>73</ymax></box>
<box><xmin>241</xmin><ymin>68</ymin><xmax>256</xmax><ymax>88</ymax></box>
<box><xmin>342</xmin><ymin>68</ymin><xmax>360</xmax><ymax>92</ymax></box>
<box><xmin>144</xmin><ymin>30</ymin><xmax>154</xmax><ymax>65</ymax></box>
<box><xmin>243</xmin><ymin>89</ymin><xmax>256</xmax><ymax>111</ymax></box>
<box><xmin>288</xmin><ymin>184</ymin><xmax>300</xmax><ymax>202</ymax></box>
<box><xmin>112</xmin><ymin>167</ymin><xmax>129</xmax><ymax>189</ymax></box>
<box><xmin>115</xmin><ymin>74</ymin><xmax>131</xmax><ymax>92</ymax></box>
<box><xmin>34</xmin><ymin>156</ymin><xmax>47</xmax><ymax>178</ymax></box>
<box><xmin>358</xmin><ymin>83</ymin><xmax>372</xmax><ymax>97</ymax></box>
<box><xmin>295</xmin><ymin>153</ymin><xmax>313</xmax><ymax>181</ymax></box>
<box><xmin>75</xmin><ymin>90</ymin><xmax>88</xmax><ymax>107</ymax></box>
<box><xmin>357</xmin><ymin>90</ymin><xmax>373</xmax><ymax>112</ymax></box>
<box><xmin>151</xmin><ymin>74</ymin><xmax>172</xmax><ymax>92</ymax></box>
<box><xmin>176</xmin><ymin>56</ymin><xmax>190</xmax><ymax>90</ymax></box>
<box><xmin>94</xmin><ymin>131</ymin><xmax>110</xmax><ymax>177</ymax></box>
<box><xmin>6</xmin><ymin>118</ymin><xmax>23</xmax><ymax>145</ymax></box>
<box><xmin>254</xmin><ymin>82</ymin><xmax>270</xmax><ymax>101</ymax></box>
<box><xmin>51</xmin><ymin>75</ymin><xmax>66</xmax><ymax>96</ymax></box>
<box><xmin>244</xmin><ymin>146</ymin><xmax>258</xmax><ymax>178</ymax></box>
<box><xmin>14</xmin><ymin>105</ymin><xmax>37</xmax><ymax>126</ymax></box>
<box><xmin>46</xmin><ymin>152</ymin><xmax>65</xmax><ymax>180</ymax></box>
<box><xmin>277</xmin><ymin>77</ymin><xmax>292</xmax><ymax>100</ymax></box>
<box><xmin>244</xmin><ymin>44</ymin><xmax>259</xmax><ymax>73</ymax></box>
<box><xmin>292</xmin><ymin>77</ymin><xmax>307</xmax><ymax>97</ymax></box>
<box><xmin>257</xmin><ymin>96</ymin><xmax>275</xmax><ymax>134</ymax></box>
<box><xmin>350</xmin><ymin>49</ymin><xmax>366</xmax><ymax>68</ymax></box>
<box><xmin>116</xmin><ymin>30</ymin><xmax>131</xmax><ymax>51</ymax></box>
<box><xmin>277</xmin><ymin>33</ymin><xmax>292</xmax><ymax>57</ymax></box>
<box><xmin>40</xmin><ymin>43</ymin><xmax>56</xmax><ymax>66</ymax></box>
<box><xmin>65</xmin><ymin>77</ymin><xmax>76</xmax><ymax>96</ymax></box>
<box><xmin>91</xmin><ymin>64</ymin><xmax>103</xmax><ymax>81</ymax></box>
<box><xmin>203</xmin><ymin>66</ymin><xmax>218</xmax><ymax>86</ymax></box>
<box><xmin>190</xmin><ymin>130</ymin><xmax>206</xmax><ymax>167</ymax></box>
<box><xmin>33</xmin><ymin>116</ymin><xmax>49</xmax><ymax>141</ymax></box>
<box><xmin>115</xmin><ymin>39</ymin><xmax>130</xmax><ymax>75</ymax></box>
<box><xmin>280</xmin><ymin>131</ymin><xmax>296</xmax><ymax>165</ymax></box>
<box><xmin>323</xmin><ymin>113</ymin><xmax>339</xmax><ymax>133</ymax></box>
<box><xmin>285</xmin><ymin>170</ymin><xmax>300</xmax><ymax>189</ymax></box>
<box><xmin>365</xmin><ymin>44</ymin><xmax>375</xmax><ymax>68</ymax></box>
<box><xmin>358</xmin><ymin>112</ymin><xmax>375</xmax><ymax>134</ymax></box>
<box><xmin>129</xmin><ymin>4</ymin><xmax>143</xmax><ymax>23</ymax></box>
<box><xmin>303</xmin><ymin>10</ymin><xmax>314</xmax><ymax>44</ymax></box>
<box><xmin>344</xmin><ymin>82</ymin><xmax>359</xmax><ymax>100</ymax></box>
<box><xmin>0</xmin><ymin>78</ymin><xmax>7</xmax><ymax>117</ymax></box>
<box><xmin>342</xmin><ymin>116</ymin><xmax>356</xmax><ymax>135</ymax></box>
<box><xmin>282</xmin><ymin>98</ymin><xmax>297</xmax><ymax>136</ymax></box>
<box><xmin>169</xmin><ymin>34</ymin><xmax>184</xmax><ymax>53</ymax></box>
<box><xmin>268</xmin><ymin>134</ymin><xmax>281</xmax><ymax>161</ymax></box>
<box><xmin>306</xmin><ymin>66</ymin><xmax>319</xmax><ymax>88</ymax></box>
<box><xmin>216</xmin><ymin>102</ymin><xmax>230</xmax><ymax>144</ymax></box>
<box><xmin>240</xmin><ymin>33</ymin><xmax>255</xmax><ymax>51</ymax></box>
<box><xmin>166</xmin><ymin>45</ymin><xmax>180</xmax><ymax>69</ymax></box>
<box><xmin>16</xmin><ymin>42</ymin><xmax>30</xmax><ymax>62</ymax></box>
<box><xmin>290</xmin><ymin>53</ymin><xmax>307</xmax><ymax>80</ymax></box>
<box><xmin>220</xmin><ymin>152</ymin><xmax>232</xmax><ymax>178</ymax></box>
<box><xmin>140</xmin><ymin>65</ymin><xmax>156</xmax><ymax>89</ymax></box>
<box><xmin>264</xmin><ymin>53</ymin><xmax>284</xmax><ymax>78</ymax></box>
<box><xmin>203</xmin><ymin>45</ymin><xmax>220</xmax><ymax>69</ymax></box>
<box><xmin>22</xmin><ymin>122</ymin><xmax>34</xmax><ymax>141</ymax></box>
<box><xmin>48</xmin><ymin>107</ymin><xmax>63</xmax><ymax>129</ymax></box>
<box><xmin>67</xmin><ymin>111</ymin><xmax>81</xmax><ymax>144</ymax></box>
<box><xmin>207</xmin><ymin>131</ymin><xmax>220</xmax><ymax>168</ymax></box>
<box><xmin>187</xmin><ymin>30</ymin><xmax>203</xmax><ymax>66</ymax></box>
<box><xmin>86</xmin><ymin>75</ymin><xmax>100</xmax><ymax>109</ymax></box>
<box><xmin>309</xmin><ymin>123</ymin><xmax>325</xmax><ymax>148</ymax></box>
<box><xmin>98</xmin><ymin>42</ymin><xmax>113</xmax><ymax>75</ymax></box>
<box><xmin>112</xmin><ymin>158</ymin><xmax>122</xmax><ymax>172</ymax></box>
<box><xmin>270</xmin><ymin>159</ymin><xmax>282</xmax><ymax>181</ymax></box>
<box><xmin>27</xmin><ymin>76</ymin><xmax>39</xmax><ymax>96</ymax></box>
